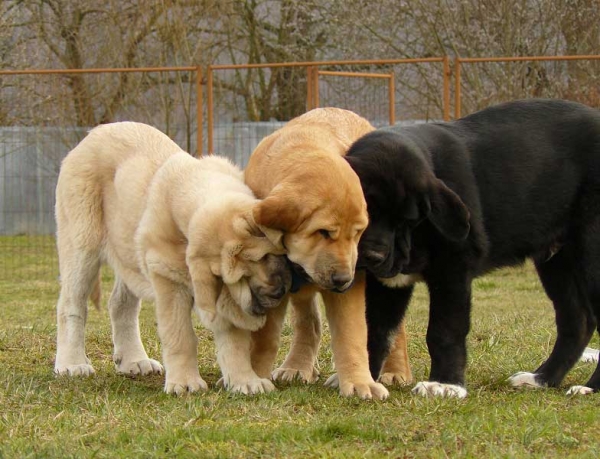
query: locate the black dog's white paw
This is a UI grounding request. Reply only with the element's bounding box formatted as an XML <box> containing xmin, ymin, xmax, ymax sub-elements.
<box><xmin>508</xmin><ymin>371</ymin><xmax>545</xmax><ymax>388</ymax></box>
<box><xmin>580</xmin><ymin>347</ymin><xmax>599</xmax><ymax>363</ymax></box>
<box><xmin>411</xmin><ymin>381</ymin><xmax>467</xmax><ymax>398</ymax></box>
<box><xmin>566</xmin><ymin>385</ymin><xmax>594</xmax><ymax>395</ymax></box>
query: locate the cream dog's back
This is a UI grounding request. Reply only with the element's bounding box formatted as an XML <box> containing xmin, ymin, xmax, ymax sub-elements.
<box><xmin>56</xmin><ymin>122</ymin><xmax>182</xmax><ymax>295</ymax></box>
<box><xmin>57</xmin><ymin>122</ymin><xmax>251</xmax><ymax>299</ymax></box>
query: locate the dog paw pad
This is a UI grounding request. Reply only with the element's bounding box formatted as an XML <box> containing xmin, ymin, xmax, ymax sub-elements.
<box><xmin>412</xmin><ymin>381</ymin><xmax>467</xmax><ymax>398</ymax></box>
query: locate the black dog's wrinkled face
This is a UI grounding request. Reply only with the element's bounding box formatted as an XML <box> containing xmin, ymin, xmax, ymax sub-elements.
<box><xmin>346</xmin><ymin>131</ymin><xmax>471</xmax><ymax>279</ymax></box>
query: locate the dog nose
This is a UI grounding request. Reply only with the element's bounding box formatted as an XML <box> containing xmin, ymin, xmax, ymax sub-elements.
<box><xmin>266</xmin><ymin>283</ymin><xmax>287</xmax><ymax>300</ymax></box>
<box><xmin>331</xmin><ymin>273</ymin><xmax>352</xmax><ymax>289</ymax></box>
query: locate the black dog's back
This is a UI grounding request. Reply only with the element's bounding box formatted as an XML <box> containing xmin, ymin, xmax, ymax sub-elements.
<box><xmin>454</xmin><ymin>99</ymin><xmax>600</xmax><ymax>271</ymax></box>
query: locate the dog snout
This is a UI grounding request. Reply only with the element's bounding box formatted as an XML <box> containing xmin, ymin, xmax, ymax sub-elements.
<box><xmin>265</xmin><ymin>283</ymin><xmax>287</xmax><ymax>300</ymax></box>
<box><xmin>331</xmin><ymin>272</ymin><xmax>352</xmax><ymax>290</ymax></box>
<box><xmin>360</xmin><ymin>248</ymin><xmax>387</xmax><ymax>267</ymax></box>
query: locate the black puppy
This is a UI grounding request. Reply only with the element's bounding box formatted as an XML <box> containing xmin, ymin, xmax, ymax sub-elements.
<box><xmin>346</xmin><ymin>99</ymin><xmax>600</xmax><ymax>398</ymax></box>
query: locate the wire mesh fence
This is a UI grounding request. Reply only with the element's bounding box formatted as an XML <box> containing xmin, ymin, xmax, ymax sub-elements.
<box><xmin>205</xmin><ymin>58</ymin><xmax>450</xmax><ymax>159</ymax></box>
<box><xmin>455</xmin><ymin>56</ymin><xmax>600</xmax><ymax>117</ymax></box>
<box><xmin>1</xmin><ymin>55</ymin><xmax>599</xmax><ymax>287</ymax></box>
<box><xmin>0</xmin><ymin>68</ymin><xmax>201</xmax><ymax>283</ymax></box>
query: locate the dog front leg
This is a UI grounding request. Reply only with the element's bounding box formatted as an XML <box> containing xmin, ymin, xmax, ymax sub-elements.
<box><xmin>412</xmin><ymin>274</ymin><xmax>471</xmax><ymax>399</ymax></box>
<box><xmin>203</xmin><ymin>313</ymin><xmax>275</xmax><ymax>395</ymax></box>
<box><xmin>150</xmin><ymin>271</ymin><xmax>207</xmax><ymax>395</ymax></box>
<box><xmin>270</xmin><ymin>290</ymin><xmax>321</xmax><ymax>383</ymax></box>
<box><xmin>322</xmin><ymin>271</ymin><xmax>389</xmax><ymax>400</ymax></box>
<box><xmin>251</xmin><ymin>301</ymin><xmax>289</xmax><ymax>379</ymax></box>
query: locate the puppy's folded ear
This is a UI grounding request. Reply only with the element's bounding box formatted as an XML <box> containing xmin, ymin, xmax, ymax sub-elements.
<box><xmin>220</xmin><ymin>241</ymin><xmax>245</xmax><ymax>285</ymax></box>
<box><xmin>187</xmin><ymin>256</ymin><xmax>221</xmax><ymax>313</ymax></box>
<box><xmin>252</xmin><ymin>195</ymin><xmax>291</xmax><ymax>231</ymax></box>
<box><xmin>240</xmin><ymin>207</ymin><xmax>285</xmax><ymax>253</ymax></box>
<box><xmin>252</xmin><ymin>185</ymin><xmax>306</xmax><ymax>234</ymax></box>
<box><xmin>428</xmin><ymin>178</ymin><xmax>470</xmax><ymax>241</ymax></box>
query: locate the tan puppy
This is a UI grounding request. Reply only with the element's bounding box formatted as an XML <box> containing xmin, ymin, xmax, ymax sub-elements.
<box><xmin>245</xmin><ymin>108</ymin><xmax>409</xmax><ymax>399</ymax></box>
<box><xmin>54</xmin><ymin>122</ymin><xmax>290</xmax><ymax>395</ymax></box>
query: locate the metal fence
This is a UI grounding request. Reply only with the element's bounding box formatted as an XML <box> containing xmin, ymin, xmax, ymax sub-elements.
<box><xmin>205</xmin><ymin>58</ymin><xmax>451</xmax><ymax>155</ymax></box>
<box><xmin>0</xmin><ymin>66</ymin><xmax>202</xmax><ymax>281</ymax></box>
<box><xmin>454</xmin><ymin>55</ymin><xmax>600</xmax><ymax>117</ymax></box>
<box><xmin>1</xmin><ymin>55</ymin><xmax>599</xmax><ymax>284</ymax></box>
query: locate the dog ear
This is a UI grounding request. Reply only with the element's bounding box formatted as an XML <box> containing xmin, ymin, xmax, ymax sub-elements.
<box><xmin>241</xmin><ymin>207</ymin><xmax>285</xmax><ymax>253</ymax></box>
<box><xmin>187</xmin><ymin>256</ymin><xmax>222</xmax><ymax>313</ymax></box>
<box><xmin>220</xmin><ymin>241</ymin><xmax>245</xmax><ymax>284</ymax></box>
<box><xmin>402</xmin><ymin>194</ymin><xmax>422</xmax><ymax>220</ymax></box>
<box><xmin>427</xmin><ymin>178</ymin><xmax>470</xmax><ymax>241</ymax></box>
<box><xmin>252</xmin><ymin>185</ymin><xmax>305</xmax><ymax>233</ymax></box>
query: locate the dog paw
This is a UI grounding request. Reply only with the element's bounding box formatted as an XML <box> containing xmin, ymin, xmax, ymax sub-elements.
<box><xmin>220</xmin><ymin>377</ymin><xmax>276</xmax><ymax>395</ymax></box>
<box><xmin>164</xmin><ymin>374</ymin><xmax>208</xmax><ymax>395</ymax></box>
<box><xmin>325</xmin><ymin>375</ymin><xmax>389</xmax><ymax>400</ymax></box>
<box><xmin>580</xmin><ymin>347</ymin><xmax>599</xmax><ymax>363</ymax></box>
<box><xmin>566</xmin><ymin>385</ymin><xmax>594</xmax><ymax>395</ymax></box>
<box><xmin>412</xmin><ymin>381</ymin><xmax>467</xmax><ymax>399</ymax></box>
<box><xmin>378</xmin><ymin>371</ymin><xmax>412</xmax><ymax>386</ymax></box>
<box><xmin>116</xmin><ymin>359</ymin><xmax>164</xmax><ymax>376</ymax></box>
<box><xmin>508</xmin><ymin>371</ymin><xmax>544</xmax><ymax>388</ymax></box>
<box><xmin>54</xmin><ymin>364</ymin><xmax>95</xmax><ymax>377</ymax></box>
<box><xmin>272</xmin><ymin>366</ymin><xmax>319</xmax><ymax>383</ymax></box>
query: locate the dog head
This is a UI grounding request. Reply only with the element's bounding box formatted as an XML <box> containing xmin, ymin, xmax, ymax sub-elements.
<box><xmin>187</xmin><ymin>205</ymin><xmax>291</xmax><ymax>323</ymax></box>
<box><xmin>346</xmin><ymin>130</ymin><xmax>471</xmax><ymax>279</ymax></box>
<box><xmin>252</xmin><ymin>154</ymin><xmax>368</xmax><ymax>292</ymax></box>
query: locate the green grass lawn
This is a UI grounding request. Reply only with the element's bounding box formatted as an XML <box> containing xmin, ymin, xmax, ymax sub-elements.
<box><xmin>1</xmin><ymin>239</ymin><xmax>599</xmax><ymax>458</ymax></box>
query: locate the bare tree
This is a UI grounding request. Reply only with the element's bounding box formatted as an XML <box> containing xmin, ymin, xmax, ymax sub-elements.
<box><xmin>326</xmin><ymin>0</ymin><xmax>600</xmax><ymax>115</ymax></box>
<box><xmin>2</xmin><ymin>0</ymin><xmax>599</xmax><ymax>124</ymax></box>
<box><xmin>209</xmin><ymin>0</ymin><xmax>329</xmax><ymax>121</ymax></box>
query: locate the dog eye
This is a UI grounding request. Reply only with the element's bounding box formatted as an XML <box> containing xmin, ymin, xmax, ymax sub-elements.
<box><xmin>318</xmin><ymin>229</ymin><xmax>331</xmax><ymax>239</ymax></box>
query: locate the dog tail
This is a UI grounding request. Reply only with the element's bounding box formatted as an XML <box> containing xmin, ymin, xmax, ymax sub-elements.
<box><xmin>89</xmin><ymin>273</ymin><xmax>102</xmax><ymax>310</ymax></box>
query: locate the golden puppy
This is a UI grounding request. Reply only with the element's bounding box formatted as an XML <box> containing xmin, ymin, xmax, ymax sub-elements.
<box><xmin>54</xmin><ymin>122</ymin><xmax>290</xmax><ymax>395</ymax></box>
<box><xmin>245</xmin><ymin>108</ymin><xmax>409</xmax><ymax>399</ymax></box>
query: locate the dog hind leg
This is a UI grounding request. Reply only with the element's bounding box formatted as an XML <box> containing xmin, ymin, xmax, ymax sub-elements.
<box><xmin>568</xmin><ymin>225</ymin><xmax>600</xmax><ymax>395</ymax></box>
<box><xmin>54</xmin><ymin>159</ymin><xmax>106</xmax><ymax>377</ymax></box>
<box><xmin>511</xmin><ymin>246</ymin><xmax>595</xmax><ymax>390</ymax></box>
<box><xmin>54</xmin><ymin>238</ymin><xmax>101</xmax><ymax>377</ymax></box>
<box><xmin>379</xmin><ymin>321</ymin><xmax>413</xmax><ymax>385</ymax></box>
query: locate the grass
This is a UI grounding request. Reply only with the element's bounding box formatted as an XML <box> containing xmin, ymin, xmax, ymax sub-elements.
<box><xmin>1</xmin><ymin>238</ymin><xmax>599</xmax><ymax>458</ymax></box>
